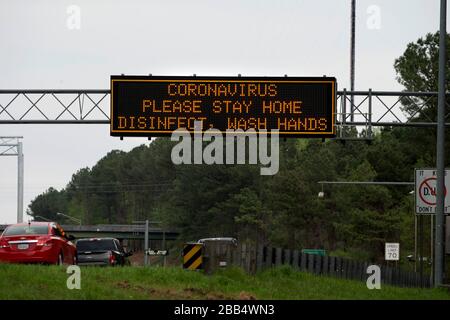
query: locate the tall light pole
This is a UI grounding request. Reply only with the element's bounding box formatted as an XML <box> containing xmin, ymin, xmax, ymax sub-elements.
<box><xmin>434</xmin><ymin>0</ymin><xmax>447</xmax><ymax>287</ymax></box>
<box><xmin>350</xmin><ymin>0</ymin><xmax>356</xmax><ymax>122</ymax></box>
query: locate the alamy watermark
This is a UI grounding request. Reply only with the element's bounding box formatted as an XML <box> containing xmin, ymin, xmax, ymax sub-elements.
<box><xmin>66</xmin><ymin>5</ymin><xmax>81</xmax><ymax>30</ymax></box>
<box><xmin>170</xmin><ymin>121</ymin><xmax>279</xmax><ymax>176</ymax></box>
<box><xmin>66</xmin><ymin>265</ymin><xmax>81</xmax><ymax>290</ymax></box>
<box><xmin>366</xmin><ymin>265</ymin><xmax>381</xmax><ymax>289</ymax></box>
<box><xmin>366</xmin><ymin>5</ymin><xmax>381</xmax><ymax>30</ymax></box>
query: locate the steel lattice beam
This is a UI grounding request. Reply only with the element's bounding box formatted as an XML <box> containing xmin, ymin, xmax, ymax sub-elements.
<box><xmin>0</xmin><ymin>90</ymin><xmax>449</xmax><ymax>130</ymax></box>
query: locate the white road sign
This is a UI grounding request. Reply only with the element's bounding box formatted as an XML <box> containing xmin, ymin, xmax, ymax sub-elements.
<box><xmin>385</xmin><ymin>243</ymin><xmax>400</xmax><ymax>261</ymax></box>
<box><xmin>415</xmin><ymin>168</ymin><xmax>450</xmax><ymax>214</ymax></box>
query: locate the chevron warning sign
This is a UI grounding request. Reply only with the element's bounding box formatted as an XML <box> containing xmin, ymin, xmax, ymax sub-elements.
<box><xmin>183</xmin><ymin>243</ymin><xmax>203</xmax><ymax>270</ymax></box>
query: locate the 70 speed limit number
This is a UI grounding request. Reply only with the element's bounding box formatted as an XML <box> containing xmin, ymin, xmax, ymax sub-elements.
<box><xmin>385</xmin><ymin>243</ymin><xmax>400</xmax><ymax>261</ymax></box>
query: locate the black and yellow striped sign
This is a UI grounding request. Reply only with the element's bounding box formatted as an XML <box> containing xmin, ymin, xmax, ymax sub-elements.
<box><xmin>183</xmin><ymin>243</ymin><xmax>203</xmax><ymax>270</ymax></box>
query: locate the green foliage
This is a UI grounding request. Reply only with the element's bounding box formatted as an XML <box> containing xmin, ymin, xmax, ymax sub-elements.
<box><xmin>27</xmin><ymin>187</ymin><xmax>68</xmax><ymax>221</ymax></box>
<box><xmin>394</xmin><ymin>32</ymin><xmax>450</xmax><ymax>94</ymax></box>
<box><xmin>394</xmin><ymin>32</ymin><xmax>450</xmax><ymax>121</ymax></box>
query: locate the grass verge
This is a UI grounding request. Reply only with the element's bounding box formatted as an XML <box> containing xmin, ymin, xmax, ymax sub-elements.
<box><xmin>0</xmin><ymin>264</ymin><xmax>449</xmax><ymax>300</ymax></box>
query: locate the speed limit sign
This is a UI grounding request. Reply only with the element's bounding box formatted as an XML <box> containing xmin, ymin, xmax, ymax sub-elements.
<box><xmin>385</xmin><ymin>243</ymin><xmax>399</xmax><ymax>261</ymax></box>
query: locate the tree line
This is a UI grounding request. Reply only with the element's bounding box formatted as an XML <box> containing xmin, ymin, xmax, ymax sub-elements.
<box><xmin>28</xmin><ymin>32</ymin><xmax>450</xmax><ymax>263</ymax></box>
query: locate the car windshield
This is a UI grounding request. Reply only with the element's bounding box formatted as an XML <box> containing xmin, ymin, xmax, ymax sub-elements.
<box><xmin>3</xmin><ymin>225</ymin><xmax>48</xmax><ymax>236</ymax></box>
<box><xmin>76</xmin><ymin>239</ymin><xmax>117</xmax><ymax>251</ymax></box>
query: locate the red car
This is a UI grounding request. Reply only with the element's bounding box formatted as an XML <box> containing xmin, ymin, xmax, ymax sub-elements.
<box><xmin>0</xmin><ymin>222</ymin><xmax>77</xmax><ymax>265</ymax></box>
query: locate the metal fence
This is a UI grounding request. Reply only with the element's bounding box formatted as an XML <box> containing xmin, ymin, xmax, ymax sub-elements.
<box><xmin>229</xmin><ymin>243</ymin><xmax>430</xmax><ymax>288</ymax></box>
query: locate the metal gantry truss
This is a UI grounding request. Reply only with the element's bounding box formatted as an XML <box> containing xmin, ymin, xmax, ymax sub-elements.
<box><xmin>0</xmin><ymin>136</ymin><xmax>24</xmax><ymax>223</ymax></box>
<box><xmin>0</xmin><ymin>90</ymin><xmax>109</xmax><ymax>124</ymax></box>
<box><xmin>0</xmin><ymin>136</ymin><xmax>22</xmax><ymax>156</ymax></box>
<box><xmin>337</xmin><ymin>90</ymin><xmax>450</xmax><ymax>139</ymax></box>
<box><xmin>0</xmin><ymin>89</ymin><xmax>449</xmax><ymax>137</ymax></box>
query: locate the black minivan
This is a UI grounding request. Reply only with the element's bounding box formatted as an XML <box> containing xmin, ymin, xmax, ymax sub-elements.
<box><xmin>76</xmin><ymin>238</ymin><xmax>132</xmax><ymax>266</ymax></box>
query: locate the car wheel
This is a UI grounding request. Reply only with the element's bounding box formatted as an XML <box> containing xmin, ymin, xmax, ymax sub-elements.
<box><xmin>57</xmin><ymin>252</ymin><xmax>64</xmax><ymax>266</ymax></box>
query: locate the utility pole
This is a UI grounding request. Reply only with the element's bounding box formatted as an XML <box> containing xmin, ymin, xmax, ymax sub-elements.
<box><xmin>350</xmin><ymin>0</ymin><xmax>356</xmax><ymax>122</ymax></box>
<box><xmin>434</xmin><ymin>0</ymin><xmax>447</xmax><ymax>287</ymax></box>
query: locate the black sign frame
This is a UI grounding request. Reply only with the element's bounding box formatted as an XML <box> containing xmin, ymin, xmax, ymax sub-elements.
<box><xmin>110</xmin><ymin>75</ymin><xmax>336</xmax><ymax>138</ymax></box>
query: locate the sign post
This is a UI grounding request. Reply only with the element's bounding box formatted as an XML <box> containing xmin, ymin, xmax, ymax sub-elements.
<box><xmin>435</xmin><ymin>0</ymin><xmax>447</xmax><ymax>287</ymax></box>
<box><xmin>415</xmin><ymin>168</ymin><xmax>449</xmax><ymax>285</ymax></box>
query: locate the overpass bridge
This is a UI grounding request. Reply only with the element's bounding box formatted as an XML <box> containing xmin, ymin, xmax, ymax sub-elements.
<box><xmin>0</xmin><ymin>224</ymin><xmax>179</xmax><ymax>241</ymax></box>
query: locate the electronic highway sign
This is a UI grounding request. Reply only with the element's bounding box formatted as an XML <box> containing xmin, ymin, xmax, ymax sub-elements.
<box><xmin>110</xmin><ymin>75</ymin><xmax>336</xmax><ymax>138</ymax></box>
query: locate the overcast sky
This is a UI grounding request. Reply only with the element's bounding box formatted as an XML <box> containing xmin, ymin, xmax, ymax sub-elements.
<box><xmin>0</xmin><ymin>0</ymin><xmax>448</xmax><ymax>224</ymax></box>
